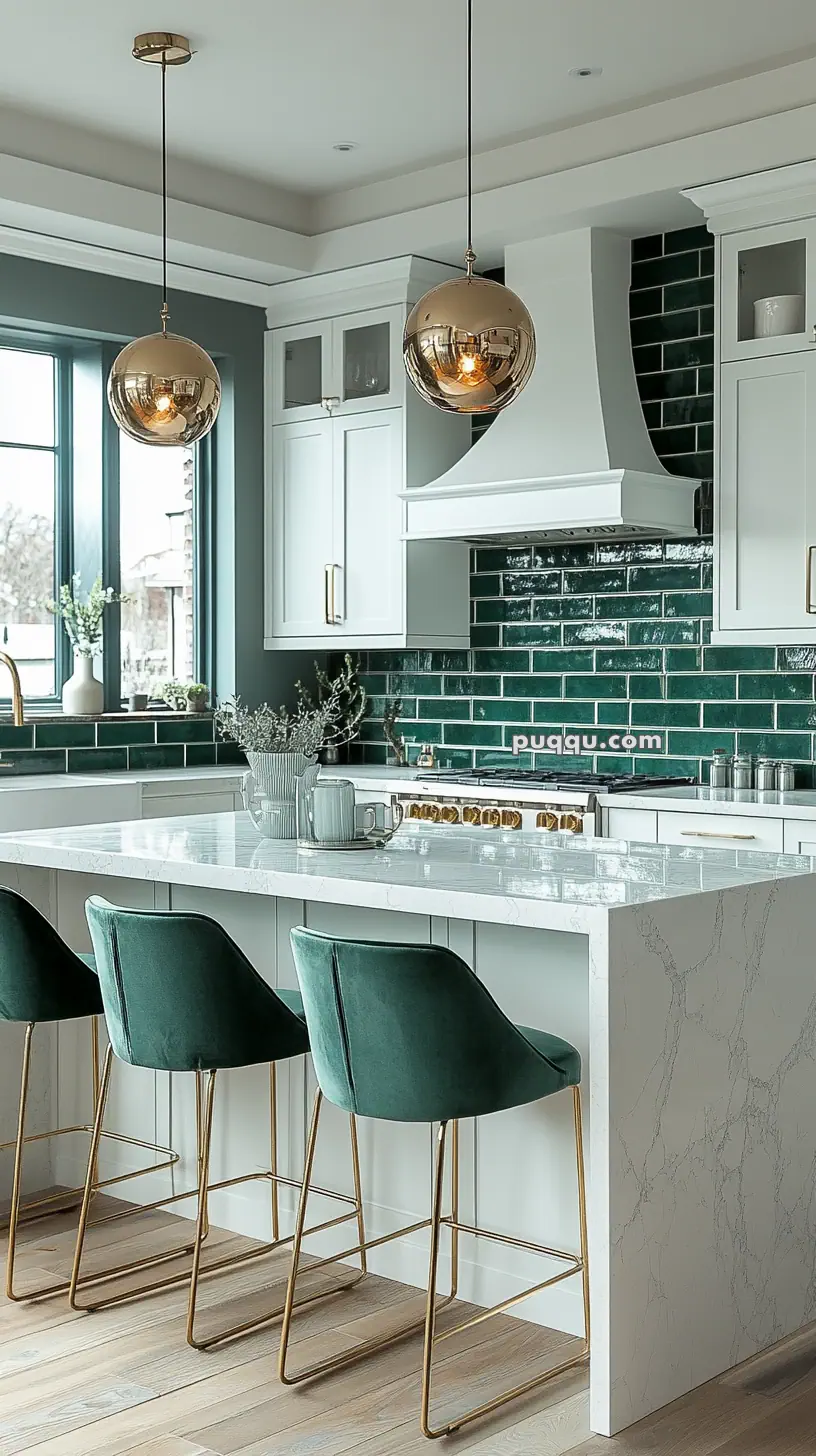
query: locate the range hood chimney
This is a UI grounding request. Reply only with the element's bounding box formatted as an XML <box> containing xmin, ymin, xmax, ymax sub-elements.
<box><xmin>403</xmin><ymin>228</ymin><xmax>698</xmax><ymax>543</ymax></box>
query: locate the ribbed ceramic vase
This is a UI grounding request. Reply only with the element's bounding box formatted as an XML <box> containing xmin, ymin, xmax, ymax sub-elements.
<box><xmin>243</xmin><ymin>751</ymin><xmax>319</xmax><ymax>840</ymax></box>
<box><xmin>62</xmin><ymin>653</ymin><xmax>104</xmax><ymax>716</ymax></box>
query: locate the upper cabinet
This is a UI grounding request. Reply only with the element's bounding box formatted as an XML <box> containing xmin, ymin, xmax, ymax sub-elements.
<box><xmin>685</xmin><ymin>164</ymin><xmax>816</xmax><ymax>645</ymax></box>
<box><xmin>263</xmin><ymin>258</ymin><xmax>473</xmax><ymax>651</ymax></box>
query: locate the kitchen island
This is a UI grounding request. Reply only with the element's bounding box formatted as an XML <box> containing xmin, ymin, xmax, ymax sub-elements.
<box><xmin>0</xmin><ymin>813</ymin><xmax>815</xmax><ymax>1437</ymax></box>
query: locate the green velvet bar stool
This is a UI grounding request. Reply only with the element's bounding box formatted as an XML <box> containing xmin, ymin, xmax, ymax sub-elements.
<box><xmin>73</xmin><ymin>897</ymin><xmax>366</xmax><ymax>1349</ymax></box>
<box><xmin>281</xmin><ymin>927</ymin><xmax>590</xmax><ymax>1441</ymax></box>
<box><xmin>0</xmin><ymin>885</ymin><xmax>179</xmax><ymax>1303</ymax></box>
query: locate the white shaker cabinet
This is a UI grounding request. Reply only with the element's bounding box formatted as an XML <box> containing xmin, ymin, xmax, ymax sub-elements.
<box><xmin>264</xmin><ymin>257</ymin><xmax>472</xmax><ymax>651</ymax></box>
<box><xmin>685</xmin><ymin>165</ymin><xmax>816</xmax><ymax>644</ymax></box>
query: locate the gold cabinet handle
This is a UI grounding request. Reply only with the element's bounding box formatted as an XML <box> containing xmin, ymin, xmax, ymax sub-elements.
<box><xmin>808</xmin><ymin>546</ymin><xmax>816</xmax><ymax>614</ymax></box>
<box><xmin>810</xmin><ymin>325</ymin><xmax>816</xmax><ymax>344</ymax></box>
<box><xmin>324</xmin><ymin>564</ymin><xmax>332</xmax><ymax>625</ymax></box>
<box><xmin>679</xmin><ymin>830</ymin><xmax>757</xmax><ymax>840</ymax></box>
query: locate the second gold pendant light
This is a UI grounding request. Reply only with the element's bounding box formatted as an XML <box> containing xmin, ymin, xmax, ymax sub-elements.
<box><xmin>403</xmin><ymin>0</ymin><xmax>536</xmax><ymax>414</ymax></box>
<box><xmin>107</xmin><ymin>33</ymin><xmax>221</xmax><ymax>447</ymax></box>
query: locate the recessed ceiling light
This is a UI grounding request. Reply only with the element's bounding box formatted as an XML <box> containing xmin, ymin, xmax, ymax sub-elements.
<box><xmin>568</xmin><ymin>66</ymin><xmax>603</xmax><ymax>79</ymax></box>
<box><xmin>332</xmin><ymin>141</ymin><xmax>358</xmax><ymax>152</ymax></box>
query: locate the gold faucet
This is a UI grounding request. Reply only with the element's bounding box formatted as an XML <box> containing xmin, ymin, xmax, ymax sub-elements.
<box><xmin>0</xmin><ymin>652</ymin><xmax>24</xmax><ymax>727</ymax></box>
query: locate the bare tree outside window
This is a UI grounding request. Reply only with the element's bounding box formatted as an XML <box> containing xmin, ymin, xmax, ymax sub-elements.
<box><xmin>119</xmin><ymin>437</ymin><xmax>195</xmax><ymax>697</ymax></box>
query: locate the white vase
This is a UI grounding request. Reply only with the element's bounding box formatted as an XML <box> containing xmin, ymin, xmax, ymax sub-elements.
<box><xmin>242</xmin><ymin>751</ymin><xmax>320</xmax><ymax>840</ymax></box>
<box><xmin>62</xmin><ymin>653</ymin><xmax>103</xmax><ymax>716</ymax></box>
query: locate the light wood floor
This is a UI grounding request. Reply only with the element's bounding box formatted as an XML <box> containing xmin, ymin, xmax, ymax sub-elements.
<box><xmin>2</xmin><ymin>1195</ymin><xmax>816</xmax><ymax>1455</ymax></box>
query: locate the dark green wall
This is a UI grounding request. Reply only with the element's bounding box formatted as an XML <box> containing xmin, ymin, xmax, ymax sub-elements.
<box><xmin>0</xmin><ymin>252</ymin><xmax>281</xmax><ymax>706</ymax></box>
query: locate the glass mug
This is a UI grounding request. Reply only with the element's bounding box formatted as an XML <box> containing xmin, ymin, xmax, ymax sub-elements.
<box><xmin>355</xmin><ymin>798</ymin><xmax>404</xmax><ymax>842</ymax></box>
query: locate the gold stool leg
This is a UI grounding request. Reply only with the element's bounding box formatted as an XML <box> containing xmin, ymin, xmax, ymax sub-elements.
<box><xmin>574</xmin><ymin>1084</ymin><xmax>590</xmax><ymax>1347</ymax></box>
<box><xmin>420</xmin><ymin>1120</ymin><xmax>451</xmax><ymax>1437</ymax></box>
<box><xmin>68</xmin><ymin>1044</ymin><xmax>114</xmax><ymax>1308</ymax></box>
<box><xmin>4</xmin><ymin>1023</ymin><xmax>35</xmax><ymax>1302</ymax></box>
<box><xmin>186</xmin><ymin>1070</ymin><xmax>217</xmax><ymax>1348</ymax></box>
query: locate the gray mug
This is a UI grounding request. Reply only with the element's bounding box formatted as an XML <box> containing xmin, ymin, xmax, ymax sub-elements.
<box><xmin>355</xmin><ymin>798</ymin><xmax>404</xmax><ymax>841</ymax></box>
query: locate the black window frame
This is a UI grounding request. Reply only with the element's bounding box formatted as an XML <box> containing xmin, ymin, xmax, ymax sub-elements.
<box><xmin>0</xmin><ymin>328</ymin><xmax>213</xmax><ymax>712</ymax></box>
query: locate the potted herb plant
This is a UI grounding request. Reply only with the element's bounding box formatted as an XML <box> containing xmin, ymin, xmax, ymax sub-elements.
<box><xmin>186</xmin><ymin>683</ymin><xmax>210</xmax><ymax>713</ymax></box>
<box><xmin>157</xmin><ymin>680</ymin><xmax>189</xmax><ymax>712</ymax></box>
<box><xmin>214</xmin><ymin>661</ymin><xmax>367</xmax><ymax>840</ymax></box>
<box><xmin>47</xmin><ymin>574</ymin><xmax>129</xmax><ymax>716</ymax></box>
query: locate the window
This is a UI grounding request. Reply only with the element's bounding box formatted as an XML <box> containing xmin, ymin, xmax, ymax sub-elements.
<box><xmin>0</xmin><ymin>334</ymin><xmax>211</xmax><ymax>708</ymax></box>
<box><xmin>0</xmin><ymin>346</ymin><xmax>64</xmax><ymax>697</ymax></box>
<box><xmin>119</xmin><ymin>438</ymin><xmax>196</xmax><ymax>696</ymax></box>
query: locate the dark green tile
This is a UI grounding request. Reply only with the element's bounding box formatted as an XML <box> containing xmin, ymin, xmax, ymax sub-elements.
<box><xmin>698</xmin><ymin>424</ymin><xmax>713</xmax><ymax>452</ymax></box>
<box><xmin>629</xmin><ymin>674</ymin><xmax>666</xmax><ymax>699</ymax></box>
<box><xmin>126</xmin><ymin>745</ymin><xmax>184</xmax><ymax>770</ymax></box>
<box><xmin>445</xmin><ymin>675</ymin><xmax>500</xmax><ymax>696</ymax></box>
<box><xmin>472</xmin><ymin>650</ymin><xmax>529</xmax><ymax>673</ymax></box>
<box><xmin>700</xmin><ymin>246</ymin><xmax>714</xmax><ymax>277</ymax></box>
<box><xmin>665</xmin><ymin>224</ymin><xmax>711</xmax><ymax>252</ymax></box>
<box><xmin>476</xmin><ymin>749</ymin><xmax>532</xmax><ymax>769</ymax></box>
<box><xmin>470</xmin><ymin>574</ymin><xmax>501</xmax><ymax>598</ymax></box>
<box><xmin>778</xmin><ymin>647</ymin><xmax>816</xmax><ymax>670</ymax></box>
<box><xmin>535</xmin><ymin>701</ymin><xmax>594</xmax><ymax>724</ymax></box>
<box><xmin>631</xmin><ymin>756</ymin><xmax>698</xmax><ymax>776</ymax></box>
<box><xmin>631</xmin><ymin>252</ymin><xmax>699</xmax><ymax>290</ymax></box>
<box><xmin>663</xmin><ymin>336</ymin><xmax>714</xmax><ymax>370</ymax></box>
<box><xmin>564</xmin><ymin>569</ymin><xmax>625</xmax><ymax>594</ymax></box>
<box><xmin>470</xmin><ymin>624</ymin><xmax>501</xmax><ymax>648</ymax></box>
<box><xmin>596</xmin><ymin>541</ymin><xmax>663</xmax><ymax>565</ymax></box>
<box><xmin>663</xmin><ymin>591</ymin><xmax>713</xmax><ymax>617</ymax></box>
<box><xmin>0</xmin><ymin>749</ymin><xmax>66</xmax><ymax>775</ymax></box>
<box><xmin>776</xmin><ymin>704</ymin><xmax>816</xmax><ymax>729</ymax></box>
<box><xmin>650</xmin><ymin>426</ymin><xmax>697</xmax><ymax>456</ymax></box>
<box><xmin>739</xmin><ymin>674</ymin><xmax>812</xmax><ymax>700</ymax></box>
<box><xmin>662</xmin><ymin>395</ymin><xmax>714</xmax><ymax>426</ymax></box>
<box><xmin>632</xmin><ymin>343</ymin><xmax>663</xmax><ymax>375</ymax></box>
<box><xmin>502</xmin><ymin>724</ymin><xmax>543</xmax><ymax>746</ymax></box>
<box><xmin>34</xmin><ymin>721</ymin><xmax>95</xmax><ymax>748</ymax></box>
<box><xmin>596</xmin><ymin>755</ymin><xmax>635</xmax><ymax>775</ymax></box>
<box><xmin>475</xmin><ymin>698</ymin><xmax>529</xmax><ymax>723</ymax></box>
<box><xmin>642</xmin><ymin>401</ymin><xmax>662</xmax><ymax>430</ymax></box>
<box><xmin>0</xmin><ymin>725</ymin><xmax>34</xmax><ymax>749</ymax></box>
<box><xmin>703</xmin><ymin>647</ymin><xmax>776</xmax><ymax>671</ymax></box>
<box><xmin>418</xmin><ymin>650</ymin><xmax>471</xmax><ymax>672</ymax></box>
<box><xmin>502</xmin><ymin>624</ymin><xmax>561</xmax><ymax>647</ymax></box>
<box><xmin>534</xmin><ymin>753</ymin><xmax>595</xmax><ymax>772</ymax></box>
<box><xmin>629</xmin><ymin>620</ymin><xmax>700</xmax><ymax>645</ymax></box>
<box><xmin>596</xmin><ymin>594</ymin><xmax>661</xmax><ymax>619</ymax></box>
<box><xmin>661</xmin><ymin>452</ymin><xmax>713</xmax><ymax>480</ymax></box>
<box><xmin>534</xmin><ymin>596</ymin><xmax>592</xmax><ymax>620</ymax></box>
<box><xmin>596</xmin><ymin>649</ymin><xmax>662</xmax><ymax>671</ymax></box>
<box><xmin>66</xmin><ymin>747</ymin><xmax>128</xmax><ymax>773</ymax></box>
<box><xmin>668</xmin><ymin>673</ymin><xmax>735</xmax><ymax>700</ymax></box>
<box><xmin>665</xmin><ymin>648</ymin><xmax>701</xmax><ymax>671</ymax></box>
<box><xmin>629</xmin><ymin>565</ymin><xmax>700</xmax><ymax>591</ymax></box>
<box><xmin>664</xmin><ymin>538</ymin><xmax>713</xmax><ymax>563</ymax></box>
<box><xmin>389</xmin><ymin>674</ymin><xmax>442</xmax><ymax>695</ymax></box>
<box><xmin>532</xmin><ymin>544</ymin><xmax>596</xmax><ymax>568</ymax></box>
<box><xmin>531</xmin><ymin>650</ymin><xmax>595</xmax><ymax>673</ymax></box>
<box><xmin>503</xmin><ymin>676</ymin><xmax>562</xmax><ymax>699</ymax></box>
<box><xmin>596</xmin><ymin>704</ymin><xmax>629</xmax><ymax>726</ymax></box>
<box><xmin>565</xmin><ymin>622</ymin><xmax>626</xmax><ymax>646</ymax></box>
<box><xmin>216</xmin><ymin>740</ymin><xmax>248</xmax><ymax>765</ymax></box>
<box><xmin>699</xmin><ymin>366</ymin><xmax>714</xmax><ymax>392</ymax></box>
<box><xmin>184</xmin><ymin>743</ymin><xmax>217</xmax><ymax>766</ymax></box>
<box><xmin>366</xmin><ymin>651</ymin><xmax>418</xmax><ymax>672</ymax></box>
<box><xmin>737</xmin><ymin>733</ymin><xmax>812</xmax><ymax>761</ymax></box>
<box><xmin>632</xmin><ymin>309</ymin><xmax>700</xmax><ymax>347</ymax></box>
<box><xmin>432</xmin><ymin>749</ymin><xmax>472</xmax><ymax>770</ymax></box>
<box><xmin>565</xmin><ymin>674</ymin><xmax>626</xmax><ymax>699</ymax></box>
<box><xmin>502</xmin><ymin>572</ymin><xmax>562</xmax><ymax>596</ymax></box>
<box><xmin>419</xmin><ymin>697</ymin><xmax>470</xmax><ymax>720</ymax></box>
<box><xmin>442</xmin><ymin>723</ymin><xmax>502</xmax><ymax>747</ymax></box>
<box><xmin>668</xmin><ymin>730</ymin><xmax>735</xmax><ymax>757</ymax></box>
<box><xmin>638</xmin><ymin>369</ymin><xmax>698</xmax><ymax>402</ymax></box>
<box><xmin>401</xmin><ymin>722</ymin><xmax>442</xmax><ymax>745</ymax></box>
<box><xmin>704</xmin><ymin>702</ymin><xmax>774</xmax><ymax>730</ymax></box>
<box><xmin>630</xmin><ymin>286</ymin><xmax>663</xmax><ymax>318</ymax></box>
<box><xmin>359</xmin><ymin>674</ymin><xmax>387</xmax><ymax>695</ymax></box>
<box><xmin>664</xmin><ymin>277</ymin><xmax>714</xmax><ymax>313</ymax></box>
<box><xmin>475</xmin><ymin>598</ymin><xmax>531</xmax><ymax>623</ymax></box>
<box><xmin>474</xmin><ymin>547</ymin><xmax>531</xmax><ymax>573</ymax></box>
<box><xmin>632</xmin><ymin>234</ymin><xmax>663</xmax><ymax>261</ymax></box>
<box><xmin>631</xmin><ymin>701</ymin><xmax>700</xmax><ymax>727</ymax></box>
<box><xmin>97</xmin><ymin>720</ymin><xmax>157</xmax><ymax>746</ymax></box>
<box><xmin>701</xmin><ymin>562</ymin><xmax>713</xmax><ymax>589</ymax></box>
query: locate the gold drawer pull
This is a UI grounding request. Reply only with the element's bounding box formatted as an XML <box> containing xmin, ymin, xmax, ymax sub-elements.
<box><xmin>808</xmin><ymin>545</ymin><xmax>816</xmax><ymax>614</ymax></box>
<box><xmin>679</xmin><ymin>830</ymin><xmax>757</xmax><ymax>840</ymax></box>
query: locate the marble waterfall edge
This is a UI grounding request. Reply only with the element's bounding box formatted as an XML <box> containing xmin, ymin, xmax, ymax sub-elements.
<box><xmin>594</xmin><ymin>874</ymin><xmax>816</xmax><ymax>1433</ymax></box>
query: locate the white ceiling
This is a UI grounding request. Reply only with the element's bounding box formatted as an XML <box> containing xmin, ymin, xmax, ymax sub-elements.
<box><xmin>1</xmin><ymin>0</ymin><xmax>816</xmax><ymax>201</ymax></box>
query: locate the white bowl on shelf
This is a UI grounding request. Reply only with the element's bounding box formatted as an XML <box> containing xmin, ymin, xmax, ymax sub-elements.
<box><xmin>753</xmin><ymin>293</ymin><xmax>805</xmax><ymax>338</ymax></box>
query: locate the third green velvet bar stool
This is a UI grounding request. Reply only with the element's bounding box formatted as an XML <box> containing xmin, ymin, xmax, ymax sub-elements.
<box><xmin>0</xmin><ymin>885</ymin><xmax>179</xmax><ymax>1302</ymax></box>
<box><xmin>281</xmin><ymin>927</ymin><xmax>590</xmax><ymax>1441</ymax></box>
<box><xmin>72</xmin><ymin>897</ymin><xmax>366</xmax><ymax>1349</ymax></box>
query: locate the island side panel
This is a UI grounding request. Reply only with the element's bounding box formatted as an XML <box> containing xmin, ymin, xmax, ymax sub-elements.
<box><xmin>602</xmin><ymin>874</ymin><xmax>816</xmax><ymax>1435</ymax></box>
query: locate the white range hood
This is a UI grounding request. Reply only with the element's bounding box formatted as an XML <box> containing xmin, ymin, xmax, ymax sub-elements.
<box><xmin>403</xmin><ymin>228</ymin><xmax>698</xmax><ymax>543</ymax></box>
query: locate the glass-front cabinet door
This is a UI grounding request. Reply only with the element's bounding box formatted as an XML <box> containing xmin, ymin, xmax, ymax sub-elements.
<box><xmin>334</xmin><ymin>306</ymin><xmax>404</xmax><ymax>413</ymax></box>
<box><xmin>721</xmin><ymin>220</ymin><xmax>816</xmax><ymax>362</ymax></box>
<box><xmin>269</xmin><ymin>319</ymin><xmax>333</xmax><ymax>424</ymax></box>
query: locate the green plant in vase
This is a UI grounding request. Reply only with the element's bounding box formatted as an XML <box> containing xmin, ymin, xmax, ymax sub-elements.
<box><xmin>47</xmin><ymin>574</ymin><xmax>129</xmax><ymax>716</ymax></box>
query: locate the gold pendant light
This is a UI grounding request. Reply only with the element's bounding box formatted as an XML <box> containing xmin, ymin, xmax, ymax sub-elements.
<box><xmin>403</xmin><ymin>0</ymin><xmax>535</xmax><ymax>414</ymax></box>
<box><xmin>108</xmin><ymin>33</ymin><xmax>221</xmax><ymax>446</ymax></box>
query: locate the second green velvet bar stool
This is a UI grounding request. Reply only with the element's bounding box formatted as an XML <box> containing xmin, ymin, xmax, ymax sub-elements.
<box><xmin>0</xmin><ymin>885</ymin><xmax>179</xmax><ymax>1302</ymax></box>
<box><xmin>281</xmin><ymin>928</ymin><xmax>590</xmax><ymax>1441</ymax></box>
<box><xmin>73</xmin><ymin>897</ymin><xmax>366</xmax><ymax>1349</ymax></box>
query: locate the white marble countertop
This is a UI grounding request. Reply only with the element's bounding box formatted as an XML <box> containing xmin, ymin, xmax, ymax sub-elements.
<box><xmin>600</xmin><ymin>784</ymin><xmax>816</xmax><ymax>820</ymax></box>
<box><xmin>0</xmin><ymin>812</ymin><xmax>812</xmax><ymax>933</ymax></box>
<box><xmin>0</xmin><ymin>766</ymin><xmax>246</xmax><ymax>794</ymax></box>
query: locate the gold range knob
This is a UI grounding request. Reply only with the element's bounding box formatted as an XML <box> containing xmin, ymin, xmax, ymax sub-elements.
<box><xmin>407</xmin><ymin>801</ymin><xmax>423</xmax><ymax>819</ymax></box>
<box><xmin>536</xmin><ymin>811</ymin><xmax>560</xmax><ymax>832</ymax></box>
<box><xmin>501</xmin><ymin>808</ymin><xmax>522</xmax><ymax>830</ymax></box>
<box><xmin>462</xmin><ymin>804</ymin><xmax>481</xmax><ymax>825</ymax></box>
<box><xmin>420</xmin><ymin>801</ymin><xmax>440</xmax><ymax>822</ymax></box>
<box><xmin>480</xmin><ymin>807</ymin><xmax>501</xmax><ymax>828</ymax></box>
<box><xmin>560</xmin><ymin>813</ymin><xmax>582</xmax><ymax>834</ymax></box>
<box><xmin>439</xmin><ymin>804</ymin><xmax>460</xmax><ymax>824</ymax></box>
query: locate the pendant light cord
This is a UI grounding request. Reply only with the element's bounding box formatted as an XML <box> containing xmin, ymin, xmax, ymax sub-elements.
<box><xmin>160</xmin><ymin>52</ymin><xmax>169</xmax><ymax>334</ymax></box>
<box><xmin>465</xmin><ymin>0</ymin><xmax>475</xmax><ymax>277</ymax></box>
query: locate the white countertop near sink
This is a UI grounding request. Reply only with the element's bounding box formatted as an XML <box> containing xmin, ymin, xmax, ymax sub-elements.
<box><xmin>598</xmin><ymin>784</ymin><xmax>816</xmax><ymax>820</ymax></box>
<box><xmin>0</xmin><ymin>765</ymin><xmax>246</xmax><ymax>793</ymax></box>
<box><xmin>0</xmin><ymin>814</ymin><xmax>812</xmax><ymax>933</ymax></box>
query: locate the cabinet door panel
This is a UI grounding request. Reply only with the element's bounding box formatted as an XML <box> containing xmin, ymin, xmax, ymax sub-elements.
<box><xmin>334</xmin><ymin>306</ymin><xmax>404</xmax><ymax>414</ymax></box>
<box><xmin>269</xmin><ymin>320</ymin><xmax>333</xmax><ymax>424</ymax></box>
<box><xmin>334</xmin><ymin>410</ymin><xmax>403</xmax><ymax>637</ymax></box>
<box><xmin>718</xmin><ymin>355</ymin><xmax>816</xmax><ymax>634</ymax></box>
<box><xmin>268</xmin><ymin>419</ymin><xmax>335</xmax><ymax>638</ymax></box>
<box><xmin>721</xmin><ymin>221</ymin><xmax>816</xmax><ymax>362</ymax></box>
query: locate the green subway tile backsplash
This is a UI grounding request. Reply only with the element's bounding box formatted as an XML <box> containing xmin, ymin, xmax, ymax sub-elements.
<box><xmin>355</xmin><ymin>227</ymin><xmax>816</xmax><ymax>785</ymax></box>
<box><xmin>0</xmin><ymin>714</ymin><xmax>219</xmax><ymax>777</ymax></box>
